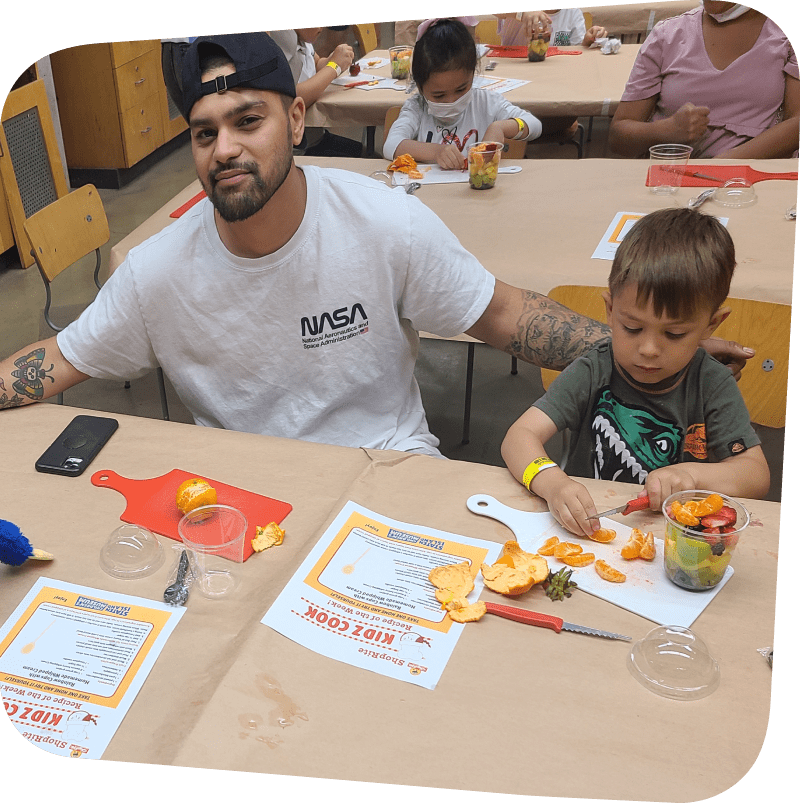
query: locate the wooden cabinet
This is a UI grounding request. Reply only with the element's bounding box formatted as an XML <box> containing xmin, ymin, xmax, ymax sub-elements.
<box><xmin>49</xmin><ymin>40</ymin><xmax>187</xmax><ymax>186</ymax></box>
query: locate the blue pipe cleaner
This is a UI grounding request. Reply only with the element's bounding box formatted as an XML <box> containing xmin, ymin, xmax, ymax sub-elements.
<box><xmin>0</xmin><ymin>519</ymin><xmax>34</xmax><ymax>566</ymax></box>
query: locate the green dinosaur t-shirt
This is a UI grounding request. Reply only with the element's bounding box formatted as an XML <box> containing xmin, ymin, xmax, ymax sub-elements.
<box><xmin>533</xmin><ymin>342</ymin><xmax>760</xmax><ymax>483</ymax></box>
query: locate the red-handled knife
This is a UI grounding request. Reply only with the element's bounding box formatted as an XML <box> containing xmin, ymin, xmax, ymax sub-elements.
<box><xmin>484</xmin><ymin>602</ymin><xmax>631</xmax><ymax>641</ymax></box>
<box><xmin>587</xmin><ymin>495</ymin><xmax>651</xmax><ymax>520</ymax></box>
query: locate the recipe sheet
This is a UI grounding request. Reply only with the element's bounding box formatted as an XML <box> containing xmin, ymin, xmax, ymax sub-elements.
<box><xmin>0</xmin><ymin>578</ymin><xmax>184</xmax><ymax>758</ymax></box>
<box><xmin>262</xmin><ymin>501</ymin><xmax>501</xmax><ymax>689</ymax></box>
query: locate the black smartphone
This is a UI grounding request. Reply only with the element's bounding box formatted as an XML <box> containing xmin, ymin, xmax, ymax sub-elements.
<box><xmin>35</xmin><ymin>415</ymin><xmax>119</xmax><ymax>476</ymax></box>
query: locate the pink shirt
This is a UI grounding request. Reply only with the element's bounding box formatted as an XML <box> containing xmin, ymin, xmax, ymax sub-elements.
<box><xmin>620</xmin><ymin>8</ymin><xmax>798</xmax><ymax>157</ymax></box>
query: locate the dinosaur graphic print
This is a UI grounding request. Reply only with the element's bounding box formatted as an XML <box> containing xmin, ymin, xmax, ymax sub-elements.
<box><xmin>590</xmin><ymin>389</ymin><xmax>683</xmax><ymax>483</ymax></box>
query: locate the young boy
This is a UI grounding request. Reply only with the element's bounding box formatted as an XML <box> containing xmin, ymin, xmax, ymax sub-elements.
<box><xmin>501</xmin><ymin>208</ymin><xmax>770</xmax><ymax>537</ymax></box>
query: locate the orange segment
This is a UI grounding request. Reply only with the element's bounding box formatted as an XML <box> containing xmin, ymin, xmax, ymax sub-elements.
<box><xmin>561</xmin><ymin>552</ymin><xmax>595</xmax><ymax>567</ymax></box>
<box><xmin>553</xmin><ymin>542</ymin><xmax>582</xmax><ymax>559</ymax></box>
<box><xmin>588</xmin><ymin>527</ymin><xmax>616</xmax><ymax>543</ymax></box>
<box><xmin>620</xmin><ymin>531</ymin><xmax>643</xmax><ymax>560</ymax></box>
<box><xmin>537</xmin><ymin>536</ymin><xmax>560</xmax><ymax>556</ymax></box>
<box><xmin>595</xmin><ymin>559</ymin><xmax>626</xmax><ymax>583</ymax></box>
<box><xmin>671</xmin><ymin>500</ymin><xmax>699</xmax><ymax>527</ymax></box>
<box><xmin>703</xmin><ymin>493</ymin><xmax>725</xmax><ymax>514</ymax></box>
<box><xmin>639</xmin><ymin>532</ymin><xmax>656</xmax><ymax>561</ymax></box>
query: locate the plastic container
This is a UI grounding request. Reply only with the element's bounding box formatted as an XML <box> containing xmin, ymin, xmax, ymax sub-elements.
<box><xmin>527</xmin><ymin>31</ymin><xmax>550</xmax><ymax>62</ymax></box>
<box><xmin>468</xmin><ymin>141</ymin><xmax>503</xmax><ymax>190</ymax></box>
<box><xmin>662</xmin><ymin>490</ymin><xmax>749</xmax><ymax>591</ymax></box>
<box><xmin>713</xmin><ymin>178</ymin><xmax>757</xmax><ymax>207</ymax></box>
<box><xmin>99</xmin><ymin>524</ymin><xmax>164</xmax><ymax>579</ymax></box>
<box><xmin>648</xmin><ymin>144</ymin><xmax>693</xmax><ymax>194</ymax></box>
<box><xmin>389</xmin><ymin>46</ymin><xmax>413</xmax><ymax>80</ymax></box>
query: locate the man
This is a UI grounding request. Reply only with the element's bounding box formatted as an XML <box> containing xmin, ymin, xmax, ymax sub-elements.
<box><xmin>0</xmin><ymin>32</ymin><xmax>751</xmax><ymax>458</ymax></box>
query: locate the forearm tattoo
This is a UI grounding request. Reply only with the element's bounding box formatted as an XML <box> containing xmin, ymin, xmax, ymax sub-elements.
<box><xmin>508</xmin><ymin>292</ymin><xmax>611</xmax><ymax>371</ymax></box>
<box><xmin>1</xmin><ymin>347</ymin><xmax>55</xmax><ymax>408</ymax></box>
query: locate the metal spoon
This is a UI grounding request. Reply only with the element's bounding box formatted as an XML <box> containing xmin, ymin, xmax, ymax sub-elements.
<box><xmin>164</xmin><ymin>549</ymin><xmax>192</xmax><ymax>606</ymax></box>
<box><xmin>406</xmin><ymin>182</ymin><xmax>422</xmax><ymax>195</ymax></box>
<box><xmin>687</xmin><ymin>188</ymin><xmax>715</xmax><ymax>210</ymax></box>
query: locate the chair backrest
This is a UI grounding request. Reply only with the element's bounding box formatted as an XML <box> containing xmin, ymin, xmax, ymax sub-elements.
<box><xmin>503</xmin><ymin>139</ymin><xmax>527</xmax><ymax>159</ymax></box>
<box><xmin>475</xmin><ymin>20</ymin><xmax>501</xmax><ymax>46</ymax></box>
<box><xmin>384</xmin><ymin>105</ymin><xmax>402</xmax><ymax>135</ymax></box>
<box><xmin>541</xmin><ymin>286</ymin><xmax>789</xmax><ymax>429</ymax></box>
<box><xmin>583</xmin><ymin>12</ymin><xmax>593</xmax><ymax>31</ymax></box>
<box><xmin>541</xmin><ymin>286</ymin><xmax>607</xmax><ymax>389</ymax></box>
<box><xmin>24</xmin><ymin>184</ymin><xmax>109</xmax><ymax>284</ymax></box>
<box><xmin>353</xmin><ymin>24</ymin><xmax>378</xmax><ymax>58</ymax></box>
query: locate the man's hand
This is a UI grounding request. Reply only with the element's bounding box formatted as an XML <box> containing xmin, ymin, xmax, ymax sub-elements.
<box><xmin>700</xmin><ymin>336</ymin><xmax>755</xmax><ymax>381</ymax></box>
<box><xmin>669</xmin><ymin>102</ymin><xmax>711</xmax><ymax>144</ymax></box>
<box><xmin>436</xmin><ymin>143</ymin><xmax>468</xmax><ymax>170</ymax></box>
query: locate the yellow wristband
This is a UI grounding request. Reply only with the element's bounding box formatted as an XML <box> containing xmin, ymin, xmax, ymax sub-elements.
<box><xmin>326</xmin><ymin>61</ymin><xmax>342</xmax><ymax>77</ymax></box>
<box><xmin>513</xmin><ymin>117</ymin><xmax>526</xmax><ymax>139</ymax></box>
<box><xmin>522</xmin><ymin>457</ymin><xmax>557</xmax><ymax>491</ymax></box>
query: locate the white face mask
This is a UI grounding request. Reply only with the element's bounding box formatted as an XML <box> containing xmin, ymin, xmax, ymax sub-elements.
<box><xmin>702</xmin><ymin>2</ymin><xmax>751</xmax><ymax>23</ymax></box>
<box><xmin>425</xmin><ymin>89</ymin><xmax>472</xmax><ymax>123</ymax></box>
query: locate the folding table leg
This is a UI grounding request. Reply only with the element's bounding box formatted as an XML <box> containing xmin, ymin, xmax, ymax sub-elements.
<box><xmin>462</xmin><ymin>342</ymin><xmax>475</xmax><ymax>445</ymax></box>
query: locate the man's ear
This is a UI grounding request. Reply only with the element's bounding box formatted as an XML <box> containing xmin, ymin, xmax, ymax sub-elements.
<box><xmin>705</xmin><ymin>305</ymin><xmax>731</xmax><ymax>338</ymax></box>
<box><xmin>602</xmin><ymin>289</ymin><xmax>613</xmax><ymax>321</ymax></box>
<box><xmin>288</xmin><ymin>97</ymin><xmax>306</xmax><ymax>147</ymax></box>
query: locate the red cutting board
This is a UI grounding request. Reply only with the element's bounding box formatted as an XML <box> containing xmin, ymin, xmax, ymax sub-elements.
<box><xmin>486</xmin><ymin>45</ymin><xmax>582</xmax><ymax>57</ymax></box>
<box><xmin>91</xmin><ymin>469</ymin><xmax>292</xmax><ymax>560</ymax></box>
<box><xmin>169</xmin><ymin>190</ymin><xmax>207</xmax><ymax>218</ymax></box>
<box><xmin>646</xmin><ymin>164</ymin><xmax>798</xmax><ymax>187</ymax></box>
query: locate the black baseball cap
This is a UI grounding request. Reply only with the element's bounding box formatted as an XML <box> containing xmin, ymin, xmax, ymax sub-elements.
<box><xmin>179</xmin><ymin>32</ymin><xmax>296</xmax><ymax>121</ymax></box>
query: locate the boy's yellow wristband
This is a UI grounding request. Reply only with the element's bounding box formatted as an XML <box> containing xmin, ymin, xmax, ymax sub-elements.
<box><xmin>326</xmin><ymin>61</ymin><xmax>342</xmax><ymax>77</ymax></box>
<box><xmin>522</xmin><ymin>457</ymin><xmax>557</xmax><ymax>490</ymax></box>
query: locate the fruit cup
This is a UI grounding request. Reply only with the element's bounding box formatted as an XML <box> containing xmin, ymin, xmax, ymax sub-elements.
<box><xmin>662</xmin><ymin>490</ymin><xmax>749</xmax><ymax>591</ymax></box>
<box><xmin>527</xmin><ymin>31</ymin><xmax>550</xmax><ymax>62</ymax></box>
<box><xmin>389</xmin><ymin>46</ymin><xmax>413</xmax><ymax>80</ymax></box>
<box><xmin>468</xmin><ymin>141</ymin><xmax>503</xmax><ymax>190</ymax></box>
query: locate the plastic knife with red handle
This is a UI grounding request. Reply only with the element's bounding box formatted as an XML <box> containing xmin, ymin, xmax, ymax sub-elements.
<box><xmin>484</xmin><ymin>602</ymin><xmax>631</xmax><ymax>641</ymax></box>
<box><xmin>587</xmin><ymin>495</ymin><xmax>651</xmax><ymax>520</ymax></box>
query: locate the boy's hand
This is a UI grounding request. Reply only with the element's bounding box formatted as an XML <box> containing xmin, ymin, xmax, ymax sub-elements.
<box><xmin>586</xmin><ymin>25</ymin><xmax>608</xmax><ymax>43</ymax></box>
<box><xmin>534</xmin><ymin>471</ymin><xmax>599</xmax><ymax>538</ymax></box>
<box><xmin>644</xmin><ymin>466</ymin><xmax>697</xmax><ymax>512</ymax></box>
<box><xmin>436</xmin><ymin>143</ymin><xmax>468</xmax><ymax>170</ymax></box>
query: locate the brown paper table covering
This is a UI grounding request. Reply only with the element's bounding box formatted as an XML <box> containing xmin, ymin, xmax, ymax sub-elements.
<box><xmin>0</xmin><ymin>404</ymin><xmax>779</xmax><ymax>800</ymax></box>
<box><xmin>109</xmin><ymin>157</ymin><xmax>798</xmax><ymax>307</ymax></box>
<box><xmin>304</xmin><ymin>44</ymin><xmax>641</xmax><ymax>130</ymax></box>
<box><xmin>584</xmin><ymin>1</ymin><xmax>698</xmax><ymax>35</ymax></box>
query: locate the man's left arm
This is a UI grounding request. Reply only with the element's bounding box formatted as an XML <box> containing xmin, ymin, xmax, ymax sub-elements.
<box><xmin>466</xmin><ymin>281</ymin><xmax>755</xmax><ymax>376</ymax></box>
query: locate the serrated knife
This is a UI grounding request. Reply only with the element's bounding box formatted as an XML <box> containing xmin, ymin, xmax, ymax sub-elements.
<box><xmin>484</xmin><ymin>602</ymin><xmax>631</xmax><ymax>641</ymax></box>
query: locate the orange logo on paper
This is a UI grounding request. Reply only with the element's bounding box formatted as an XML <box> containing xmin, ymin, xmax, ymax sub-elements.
<box><xmin>683</xmin><ymin>424</ymin><xmax>707</xmax><ymax>459</ymax></box>
<box><xmin>409</xmin><ymin>667</ymin><xmax>421</xmax><ymax>675</ymax></box>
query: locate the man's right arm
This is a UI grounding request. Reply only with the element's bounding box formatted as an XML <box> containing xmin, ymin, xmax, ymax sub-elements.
<box><xmin>0</xmin><ymin>336</ymin><xmax>89</xmax><ymax>410</ymax></box>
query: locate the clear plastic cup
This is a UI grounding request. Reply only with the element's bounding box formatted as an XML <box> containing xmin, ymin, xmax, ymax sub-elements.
<box><xmin>662</xmin><ymin>490</ymin><xmax>749</xmax><ymax>591</ymax></box>
<box><xmin>468</xmin><ymin>141</ymin><xmax>503</xmax><ymax>190</ymax></box>
<box><xmin>178</xmin><ymin>505</ymin><xmax>247</xmax><ymax>598</ymax></box>
<box><xmin>648</xmin><ymin>144</ymin><xmax>693</xmax><ymax>194</ymax></box>
<box><xmin>389</xmin><ymin>46</ymin><xmax>413</xmax><ymax>80</ymax></box>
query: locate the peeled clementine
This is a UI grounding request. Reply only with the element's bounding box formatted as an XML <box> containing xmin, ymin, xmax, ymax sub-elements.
<box><xmin>176</xmin><ymin>478</ymin><xmax>217</xmax><ymax>515</ymax></box>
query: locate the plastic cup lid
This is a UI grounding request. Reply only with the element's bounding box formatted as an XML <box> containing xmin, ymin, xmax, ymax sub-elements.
<box><xmin>99</xmin><ymin>524</ymin><xmax>165</xmax><ymax>579</ymax></box>
<box><xmin>628</xmin><ymin>625</ymin><xmax>720</xmax><ymax>700</ymax></box>
<box><xmin>713</xmin><ymin>178</ymin><xmax>756</xmax><ymax>207</ymax></box>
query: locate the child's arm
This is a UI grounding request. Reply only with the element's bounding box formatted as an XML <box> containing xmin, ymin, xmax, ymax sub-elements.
<box><xmin>397</xmin><ymin>140</ymin><xmax>467</xmax><ymax>170</ymax></box>
<box><xmin>293</xmin><ymin>44</ymin><xmax>354</xmax><ymax>109</ymax></box>
<box><xmin>484</xmin><ymin>119</ymin><xmax>529</xmax><ymax>147</ymax></box>
<box><xmin>501</xmin><ymin>406</ymin><xmax>600</xmax><ymax>537</ymax></box>
<box><xmin>643</xmin><ymin>447</ymin><xmax>771</xmax><ymax>511</ymax></box>
<box><xmin>583</xmin><ymin>25</ymin><xmax>607</xmax><ymax>47</ymax></box>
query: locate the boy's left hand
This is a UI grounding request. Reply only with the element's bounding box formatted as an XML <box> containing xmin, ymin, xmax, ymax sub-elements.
<box><xmin>643</xmin><ymin>467</ymin><xmax>696</xmax><ymax>512</ymax></box>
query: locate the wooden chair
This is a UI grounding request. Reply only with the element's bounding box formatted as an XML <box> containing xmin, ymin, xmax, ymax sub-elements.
<box><xmin>541</xmin><ymin>286</ymin><xmax>789</xmax><ymax>429</ymax></box>
<box><xmin>475</xmin><ymin>20</ymin><xmax>501</xmax><ymax>46</ymax></box>
<box><xmin>353</xmin><ymin>24</ymin><xmax>378</xmax><ymax>58</ymax></box>
<box><xmin>24</xmin><ymin>185</ymin><xmax>170</xmax><ymax>419</ymax></box>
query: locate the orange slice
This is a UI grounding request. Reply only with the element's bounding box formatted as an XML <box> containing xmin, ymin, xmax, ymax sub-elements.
<box><xmin>703</xmin><ymin>493</ymin><xmax>725</xmax><ymax>514</ymax></box>
<box><xmin>588</xmin><ymin>527</ymin><xmax>616</xmax><ymax>543</ymax></box>
<box><xmin>561</xmin><ymin>552</ymin><xmax>595</xmax><ymax>567</ymax></box>
<box><xmin>595</xmin><ymin>559</ymin><xmax>626</xmax><ymax>583</ymax></box>
<box><xmin>671</xmin><ymin>500</ymin><xmax>699</xmax><ymax>527</ymax></box>
<box><xmin>620</xmin><ymin>531</ymin><xmax>643</xmax><ymax>560</ymax></box>
<box><xmin>553</xmin><ymin>542</ymin><xmax>582</xmax><ymax>559</ymax></box>
<box><xmin>176</xmin><ymin>477</ymin><xmax>217</xmax><ymax>515</ymax></box>
<box><xmin>537</xmin><ymin>536</ymin><xmax>560</xmax><ymax>556</ymax></box>
<box><xmin>639</xmin><ymin>532</ymin><xmax>656</xmax><ymax>561</ymax></box>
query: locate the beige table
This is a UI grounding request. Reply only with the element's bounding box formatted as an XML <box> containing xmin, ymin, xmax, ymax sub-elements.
<box><xmin>109</xmin><ymin>157</ymin><xmax>798</xmax><ymax>306</ymax></box>
<box><xmin>585</xmin><ymin>1</ymin><xmax>697</xmax><ymax>38</ymax></box>
<box><xmin>305</xmin><ymin>45</ymin><xmax>641</xmax><ymax>131</ymax></box>
<box><xmin>0</xmin><ymin>403</ymin><xmax>780</xmax><ymax>799</ymax></box>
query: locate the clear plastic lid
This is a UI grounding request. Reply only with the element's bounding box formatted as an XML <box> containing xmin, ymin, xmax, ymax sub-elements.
<box><xmin>99</xmin><ymin>524</ymin><xmax>165</xmax><ymax>579</ymax></box>
<box><xmin>713</xmin><ymin>178</ymin><xmax>757</xmax><ymax>207</ymax></box>
<box><xmin>627</xmin><ymin>625</ymin><xmax>720</xmax><ymax>700</ymax></box>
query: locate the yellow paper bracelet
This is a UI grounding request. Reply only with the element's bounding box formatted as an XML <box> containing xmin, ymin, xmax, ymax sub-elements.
<box><xmin>326</xmin><ymin>61</ymin><xmax>342</xmax><ymax>77</ymax></box>
<box><xmin>522</xmin><ymin>457</ymin><xmax>557</xmax><ymax>490</ymax></box>
<box><xmin>513</xmin><ymin>117</ymin><xmax>527</xmax><ymax>140</ymax></box>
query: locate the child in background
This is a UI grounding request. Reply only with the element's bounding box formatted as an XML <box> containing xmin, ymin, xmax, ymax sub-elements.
<box><xmin>494</xmin><ymin>9</ymin><xmax>607</xmax><ymax>47</ymax></box>
<box><xmin>501</xmin><ymin>208</ymin><xmax>769</xmax><ymax>537</ymax></box>
<box><xmin>382</xmin><ymin>18</ymin><xmax>542</xmax><ymax>168</ymax></box>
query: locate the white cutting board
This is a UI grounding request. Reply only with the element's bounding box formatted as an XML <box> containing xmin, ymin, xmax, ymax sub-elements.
<box><xmin>466</xmin><ymin>495</ymin><xmax>733</xmax><ymax>628</ymax></box>
<box><xmin>413</xmin><ymin>164</ymin><xmax>522</xmax><ymax>184</ymax></box>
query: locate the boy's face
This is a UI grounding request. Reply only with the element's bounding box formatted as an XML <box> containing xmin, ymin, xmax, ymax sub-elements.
<box><xmin>603</xmin><ymin>283</ymin><xmax>728</xmax><ymax>385</ymax></box>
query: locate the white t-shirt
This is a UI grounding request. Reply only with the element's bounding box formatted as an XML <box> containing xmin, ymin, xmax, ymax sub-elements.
<box><xmin>498</xmin><ymin>9</ymin><xmax>587</xmax><ymax>47</ymax></box>
<box><xmin>58</xmin><ymin>167</ymin><xmax>495</xmax><ymax>455</ymax></box>
<box><xmin>269</xmin><ymin>30</ymin><xmax>317</xmax><ymax>83</ymax></box>
<box><xmin>383</xmin><ymin>88</ymin><xmax>542</xmax><ymax>160</ymax></box>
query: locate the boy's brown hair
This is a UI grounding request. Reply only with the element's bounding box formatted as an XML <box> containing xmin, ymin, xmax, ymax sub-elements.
<box><xmin>608</xmin><ymin>208</ymin><xmax>736</xmax><ymax>320</ymax></box>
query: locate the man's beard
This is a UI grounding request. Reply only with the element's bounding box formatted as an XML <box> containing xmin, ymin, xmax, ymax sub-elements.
<box><xmin>203</xmin><ymin>134</ymin><xmax>293</xmax><ymax>223</ymax></box>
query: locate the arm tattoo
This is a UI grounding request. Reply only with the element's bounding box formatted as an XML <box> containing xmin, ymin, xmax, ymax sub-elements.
<box><xmin>507</xmin><ymin>292</ymin><xmax>611</xmax><ymax>371</ymax></box>
<box><xmin>10</xmin><ymin>347</ymin><xmax>55</xmax><ymax>400</ymax></box>
<box><xmin>0</xmin><ymin>393</ymin><xmax>28</xmax><ymax>410</ymax></box>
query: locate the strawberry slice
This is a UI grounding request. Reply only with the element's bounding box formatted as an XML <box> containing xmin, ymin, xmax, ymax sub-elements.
<box><xmin>700</xmin><ymin>506</ymin><xmax>737</xmax><ymax>528</ymax></box>
<box><xmin>721</xmin><ymin>526</ymin><xmax>736</xmax><ymax>533</ymax></box>
<box><xmin>717</xmin><ymin>506</ymin><xmax>737</xmax><ymax>526</ymax></box>
<box><xmin>703</xmin><ymin>526</ymin><xmax>721</xmax><ymax>534</ymax></box>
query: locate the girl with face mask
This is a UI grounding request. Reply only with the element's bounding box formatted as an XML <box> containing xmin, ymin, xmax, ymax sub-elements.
<box><xmin>609</xmin><ymin>3</ymin><xmax>799</xmax><ymax>159</ymax></box>
<box><xmin>382</xmin><ymin>18</ymin><xmax>543</xmax><ymax>169</ymax></box>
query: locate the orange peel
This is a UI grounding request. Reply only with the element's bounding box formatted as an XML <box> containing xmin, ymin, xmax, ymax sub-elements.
<box><xmin>252</xmin><ymin>522</ymin><xmax>286</xmax><ymax>552</ymax></box>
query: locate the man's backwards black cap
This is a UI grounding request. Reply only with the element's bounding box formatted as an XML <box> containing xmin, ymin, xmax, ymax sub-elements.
<box><xmin>180</xmin><ymin>32</ymin><xmax>296</xmax><ymax>121</ymax></box>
